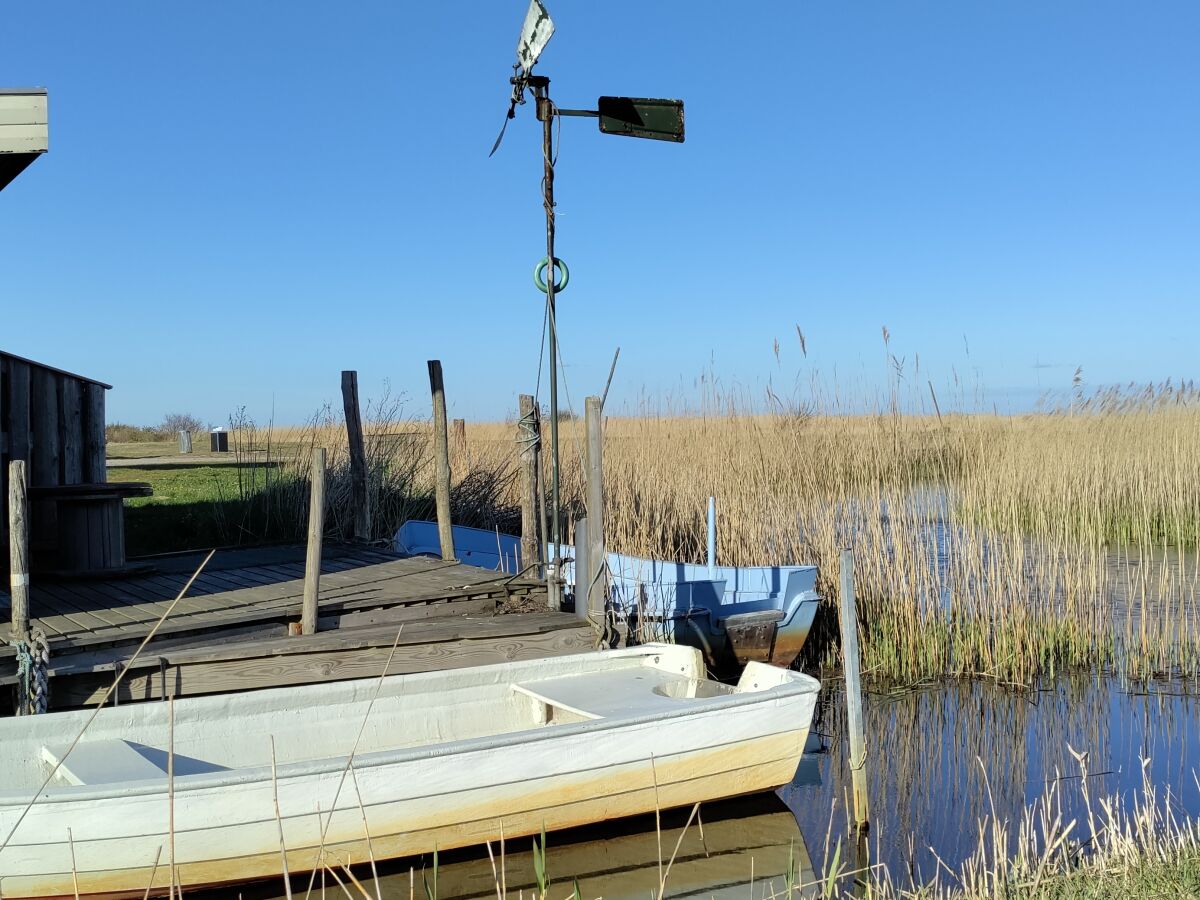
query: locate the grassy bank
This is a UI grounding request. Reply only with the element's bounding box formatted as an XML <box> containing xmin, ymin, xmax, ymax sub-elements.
<box><xmin>107</xmin><ymin>412</ymin><xmax>521</xmax><ymax>556</ymax></box>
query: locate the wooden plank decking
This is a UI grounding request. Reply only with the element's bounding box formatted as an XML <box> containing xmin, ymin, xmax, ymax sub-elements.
<box><xmin>0</xmin><ymin>544</ymin><xmax>592</xmax><ymax>711</ymax></box>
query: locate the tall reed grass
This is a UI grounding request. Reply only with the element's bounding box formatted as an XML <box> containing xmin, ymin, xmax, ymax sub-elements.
<box><xmin>209</xmin><ymin>378</ymin><xmax>1200</xmax><ymax>683</ymax></box>
<box><xmin>450</xmin><ymin>384</ymin><xmax>1200</xmax><ymax>683</ymax></box>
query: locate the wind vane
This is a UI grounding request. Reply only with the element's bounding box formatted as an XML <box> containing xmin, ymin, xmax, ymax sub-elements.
<box><xmin>489</xmin><ymin>0</ymin><xmax>555</xmax><ymax>157</ymax></box>
<box><xmin>491</xmin><ymin>0</ymin><xmax>685</xmax><ymax>610</ymax></box>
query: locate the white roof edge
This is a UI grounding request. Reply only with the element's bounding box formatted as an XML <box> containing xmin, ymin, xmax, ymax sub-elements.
<box><xmin>0</xmin><ymin>88</ymin><xmax>47</xmax><ymax>96</ymax></box>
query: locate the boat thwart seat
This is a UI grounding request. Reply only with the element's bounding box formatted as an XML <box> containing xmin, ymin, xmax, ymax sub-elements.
<box><xmin>512</xmin><ymin>667</ymin><xmax>736</xmax><ymax>721</ymax></box>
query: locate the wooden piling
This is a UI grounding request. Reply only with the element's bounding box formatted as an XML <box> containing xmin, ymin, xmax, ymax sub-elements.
<box><xmin>427</xmin><ymin>360</ymin><xmax>455</xmax><ymax>561</ymax></box>
<box><xmin>301</xmin><ymin>448</ymin><xmax>327</xmax><ymax>636</ymax></box>
<box><xmin>8</xmin><ymin>459</ymin><xmax>30</xmax><ymax>642</ymax></box>
<box><xmin>341</xmin><ymin>370</ymin><xmax>370</xmax><ymax>542</ymax></box>
<box><xmin>584</xmin><ymin>396</ymin><xmax>606</xmax><ymax>624</ymax></box>
<box><xmin>573</xmin><ymin>517</ymin><xmax>589</xmax><ymax>620</ymax></box>
<box><xmin>451</xmin><ymin>418</ymin><xmax>466</xmax><ymax>446</ymax></box>
<box><xmin>839</xmin><ymin>548</ymin><xmax>870</xmax><ymax>832</ymax></box>
<box><xmin>517</xmin><ymin>394</ymin><xmax>541</xmax><ymax>573</ymax></box>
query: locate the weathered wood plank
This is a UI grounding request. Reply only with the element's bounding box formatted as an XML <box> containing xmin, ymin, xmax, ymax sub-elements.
<box><xmin>320</xmin><ymin>596</ymin><xmax>495</xmax><ymax>630</ymax></box>
<box><xmin>59</xmin><ymin>378</ymin><xmax>83</xmax><ymax>484</ymax></box>
<box><xmin>166</xmin><ymin>613</ymin><xmax>582</xmax><ymax>665</ymax></box>
<box><xmin>0</xmin><ymin>553</ymin><xmax>543</xmax><ymax>657</ymax></box>
<box><xmin>82</xmin><ymin>382</ymin><xmax>106</xmax><ymax>483</ymax></box>
<box><xmin>6</xmin><ymin>359</ymin><xmax>32</xmax><ymax>463</ymax></box>
<box><xmin>53</xmin><ymin>627</ymin><xmax>595</xmax><ymax>706</ymax></box>
<box><xmin>30</xmin><ymin>367</ymin><xmax>61</xmax><ymax>487</ymax></box>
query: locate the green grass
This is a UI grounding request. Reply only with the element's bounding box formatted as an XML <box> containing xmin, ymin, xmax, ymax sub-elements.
<box><xmin>105</xmin><ymin>440</ymin><xmax>184</xmax><ymax>459</ymax></box>
<box><xmin>108</xmin><ymin>463</ymin><xmax>280</xmax><ymax>555</ymax></box>
<box><xmin>1027</xmin><ymin>852</ymin><xmax>1200</xmax><ymax>898</ymax></box>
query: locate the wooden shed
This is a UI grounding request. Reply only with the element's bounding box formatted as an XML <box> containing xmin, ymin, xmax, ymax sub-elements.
<box><xmin>1</xmin><ymin>352</ymin><xmax>112</xmax><ymax>574</ymax></box>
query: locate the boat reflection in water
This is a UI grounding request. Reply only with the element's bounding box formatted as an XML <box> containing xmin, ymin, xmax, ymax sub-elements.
<box><xmin>224</xmin><ymin>795</ymin><xmax>816</xmax><ymax>900</ymax></box>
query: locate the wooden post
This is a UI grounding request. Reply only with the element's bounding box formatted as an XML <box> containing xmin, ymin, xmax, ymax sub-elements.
<box><xmin>427</xmin><ymin>360</ymin><xmax>455</xmax><ymax>561</ymax></box>
<box><xmin>584</xmin><ymin>396</ymin><xmax>606</xmax><ymax>625</ymax></box>
<box><xmin>341</xmin><ymin>370</ymin><xmax>370</xmax><ymax>542</ymax></box>
<box><xmin>8</xmin><ymin>460</ymin><xmax>30</xmax><ymax>642</ymax></box>
<box><xmin>839</xmin><ymin>548</ymin><xmax>870</xmax><ymax>832</ymax></box>
<box><xmin>451</xmin><ymin>418</ymin><xmax>466</xmax><ymax>446</ymax></box>
<box><xmin>178</xmin><ymin>431</ymin><xmax>192</xmax><ymax>454</ymax></box>
<box><xmin>573</xmin><ymin>517</ymin><xmax>589</xmax><ymax>620</ymax></box>
<box><xmin>517</xmin><ymin>394</ymin><xmax>541</xmax><ymax>573</ymax></box>
<box><xmin>301</xmin><ymin>448</ymin><xmax>326</xmax><ymax>636</ymax></box>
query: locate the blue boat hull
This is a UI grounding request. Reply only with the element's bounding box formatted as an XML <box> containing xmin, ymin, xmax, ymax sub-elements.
<box><xmin>552</xmin><ymin>545</ymin><xmax>821</xmax><ymax>674</ymax></box>
<box><xmin>394</xmin><ymin>521</ymin><xmax>821</xmax><ymax>674</ymax></box>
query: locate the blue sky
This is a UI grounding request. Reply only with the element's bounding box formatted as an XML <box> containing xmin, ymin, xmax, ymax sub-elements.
<box><xmin>3</xmin><ymin>2</ymin><xmax>1197</xmax><ymax>425</ymax></box>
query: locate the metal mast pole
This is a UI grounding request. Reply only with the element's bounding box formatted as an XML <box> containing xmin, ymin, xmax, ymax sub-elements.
<box><xmin>535</xmin><ymin>78</ymin><xmax>563</xmax><ymax>610</ymax></box>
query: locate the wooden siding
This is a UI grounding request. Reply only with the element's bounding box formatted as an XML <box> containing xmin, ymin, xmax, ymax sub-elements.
<box><xmin>1</xmin><ymin>352</ymin><xmax>108</xmax><ymax>573</ymax></box>
<box><xmin>0</xmin><ymin>90</ymin><xmax>48</xmax><ymax>154</ymax></box>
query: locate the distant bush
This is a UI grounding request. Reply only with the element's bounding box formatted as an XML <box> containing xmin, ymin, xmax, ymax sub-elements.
<box><xmin>106</xmin><ymin>413</ymin><xmax>207</xmax><ymax>443</ymax></box>
<box><xmin>160</xmin><ymin>412</ymin><xmax>206</xmax><ymax>435</ymax></box>
<box><xmin>106</xmin><ymin>422</ymin><xmax>167</xmax><ymax>443</ymax></box>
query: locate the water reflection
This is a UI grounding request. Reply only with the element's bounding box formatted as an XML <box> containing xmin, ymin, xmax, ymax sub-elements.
<box><xmin>219</xmin><ymin>796</ymin><xmax>817</xmax><ymax>900</ymax></box>
<box><xmin>785</xmin><ymin>675</ymin><xmax>1200</xmax><ymax>881</ymax></box>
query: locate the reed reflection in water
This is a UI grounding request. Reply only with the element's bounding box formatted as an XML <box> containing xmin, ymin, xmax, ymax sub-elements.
<box><xmin>784</xmin><ymin>675</ymin><xmax>1200</xmax><ymax>881</ymax></box>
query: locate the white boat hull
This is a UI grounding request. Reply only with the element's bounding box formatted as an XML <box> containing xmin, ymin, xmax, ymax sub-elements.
<box><xmin>0</xmin><ymin>646</ymin><xmax>818</xmax><ymax>898</ymax></box>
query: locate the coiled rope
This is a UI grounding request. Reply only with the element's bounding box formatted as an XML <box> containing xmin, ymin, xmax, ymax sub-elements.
<box><xmin>12</xmin><ymin>628</ymin><xmax>50</xmax><ymax>715</ymax></box>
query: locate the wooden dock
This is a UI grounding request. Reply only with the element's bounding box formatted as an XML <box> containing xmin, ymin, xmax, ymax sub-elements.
<box><xmin>0</xmin><ymin>544</ymin><xmax>591</xmax><ymax>711</ymax></box>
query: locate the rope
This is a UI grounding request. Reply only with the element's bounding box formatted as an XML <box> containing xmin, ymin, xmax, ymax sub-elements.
<box><xmin>517</xmin><ymin>407</ymin><xmax>542</xmax><ymax>452</ymax></box>
<box><xmin>11</xmin><ymin>628</ymin><xmax>50</xmax><ymax>716</ymax></box>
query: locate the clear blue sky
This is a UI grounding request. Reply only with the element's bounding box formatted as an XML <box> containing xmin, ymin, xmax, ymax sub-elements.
<box><xmin>3</xmin><ymin>2</ymin><xmax>1197</xmax><ymax>425</ymax></box>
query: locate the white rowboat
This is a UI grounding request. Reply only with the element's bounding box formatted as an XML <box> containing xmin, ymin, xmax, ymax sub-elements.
<box><xmin>0</xmin><ymin>644</ymin><xmax>819</xmax><ymax>898</ymax></box>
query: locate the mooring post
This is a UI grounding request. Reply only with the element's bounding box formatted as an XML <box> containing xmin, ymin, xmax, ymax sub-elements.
<box><xmin>341</xmin><ymin>370</ymin><xmax>370</xmax><ymax>542</ymax></box>
<box><xmin>707</xmin><ymin>496</ymin><xmax>717</xmax><ymax>579</ymax></box>
<box><xmin>573</xmin><ymin>517</ymin><xmax>589</xmax><ymax>620</ymax></box>
<box><xmin>584</xmin><ymin>396</ymin><xmax>606</xmax><ymax>626</ymax></box>
<box><xmin>8</xmin><ymin>459</ymin><xmax>30</xmax><ymax>642</ymax></box>
<box><xmin>839</xmin><ymin>548</ymin><xmax>870</xmax><ymax>833</ymax></box>
<box><xmin>517</xmin><ymin>394</ymin><xmax>542</xmax><ymax>575</ymax></box>
<box><xmin>427</xmin><ymin>360</ymin><xmax>456</xmax><ymax>561</ymax></box>
<box><xmin>301</xmin><ymin>448</ymin><xmax>327</xmax><ymax>636</ymax></box>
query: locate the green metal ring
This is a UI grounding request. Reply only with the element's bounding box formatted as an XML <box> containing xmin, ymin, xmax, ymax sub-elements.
<box><xmin>533</xmin><ymin>257</ymin><xmax>569</xmax><ymax>294</ymax></box>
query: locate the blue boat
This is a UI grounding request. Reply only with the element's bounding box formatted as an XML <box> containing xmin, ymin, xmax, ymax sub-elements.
<box><xmin>550</xmin><ymin>543</ymin><xmax>821</xmax><ymax>676</ymax></box>
<box><xmin>393</xmin><ymin>520</ymin><xmax>524</xmax><ymax>573</ymax></box>
<box><xmin>395</xmin><ymin>507</ymin><xmax>822</xmax><ymax>676</ymax></box>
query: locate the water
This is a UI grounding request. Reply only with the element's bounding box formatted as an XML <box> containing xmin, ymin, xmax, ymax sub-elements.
<box><xmin>787</xmin><ymin>675</ymin><xmax>1200</xmax><ymax>881</ymax></box>
<box><xmin>212</xmin><ymin>796</ymin><xmax>819</xmax><ymax>900</ymax></box>
<box><xmin>211</xmin><ymin>674</ymin><xmax>1200</xmax><ymax>899</ymax></box>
